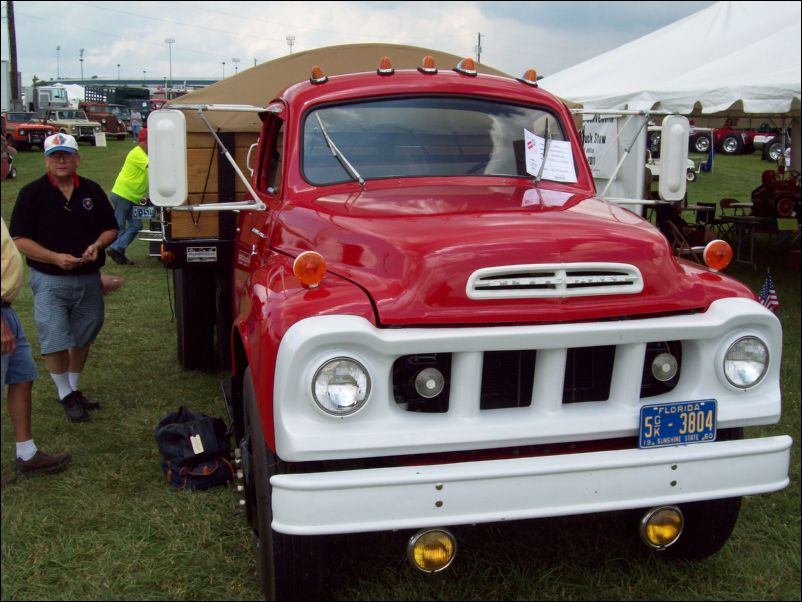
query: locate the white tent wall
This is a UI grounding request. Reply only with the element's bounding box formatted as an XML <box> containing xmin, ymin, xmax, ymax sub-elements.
<box><xmin>540</xmin><ymin>1</ymin><xmax>801</xmax><ymax>171</ymax></box>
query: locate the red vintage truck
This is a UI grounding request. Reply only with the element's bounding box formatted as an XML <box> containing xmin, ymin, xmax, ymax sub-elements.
<box><xmin>147</xmin><ymin>57</ymin><xmax>791</xmax><ymax>600</ymax></box>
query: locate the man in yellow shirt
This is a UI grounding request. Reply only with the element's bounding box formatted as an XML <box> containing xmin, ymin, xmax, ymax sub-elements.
<box><xmin>107</xmin><ymin>128</ymin><xmax>148</xmax><ymax>266</ymax></box>
<box><xmin>2</xmin><ymin>218</ymin><xmax>71</xmax><ymax>488</ymax></box>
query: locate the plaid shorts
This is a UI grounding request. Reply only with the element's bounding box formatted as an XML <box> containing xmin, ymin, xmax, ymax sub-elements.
<box><xmin>1</xmin><ymin>306</ymin><xmax>38</xmax><ymax>399</ymax></box>
<box><xmin>29</xmin><ymin>269</ymin><xmax>104</xmax><ymax>354</ymax></box>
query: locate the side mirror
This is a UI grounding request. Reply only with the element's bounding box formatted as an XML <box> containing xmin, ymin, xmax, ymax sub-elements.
<box><xmin>658</xmin><ymin>115</ymin><xmax>690</xmax><ymax>201</ymax></box>
<box><xmin>148</xmin><ymin>110</ymin><xmax>187</xmax><ymax>207</ymax></box>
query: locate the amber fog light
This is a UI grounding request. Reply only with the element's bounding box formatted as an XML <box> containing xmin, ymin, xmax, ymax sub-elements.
<box><xmin>407</xmin><ymin>529</ymin><xmax>457</xmax><ymax>573</ymax></box>
<box><xmin>640</xmin><ymin>506</ymin><xmax>683</xmax><ymax>550</ymax></box>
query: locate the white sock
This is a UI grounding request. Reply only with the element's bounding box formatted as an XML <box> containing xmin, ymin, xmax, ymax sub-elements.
<box><xmin>50</xmin><ymin>372</ymin><xmax>73</xmax><ymax>400</ymax></box>
<box><xmin>16</xmin><ymin>439</ymin><xmax>38</xmax><ymax>462</ymax></box>
<box><xmin>68</xmin><ymin>372</ymin><xmax>81</xmax><ymax>391</ymax></box>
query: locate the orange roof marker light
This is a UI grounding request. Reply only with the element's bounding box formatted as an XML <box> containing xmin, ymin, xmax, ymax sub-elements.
<box><xmin>703</xmin><ymin>240</ymin><xmax>733</xmax><ymax>272</ymax></box>
<box><xmin>418</xmin><ymin>55</ymin><xmax>438</xmax><ymax>74</ymax></box>
<box><xmin>517</xmin><ymin>68</ymin><xmax>539</xmax><ymax>87</ymax></box>
<box><xmin>454</xmin><ymin>57</ymin><xmax>477</xmax><ymax>76</ymax></box>
<box><xmin>293</xmin><ymin>251</ymin><xmax>328</xmax><ymax>288</ymax></box>
<box><xmin>377</xmin><ymin>56</ymin><xmax>394</xmax><ymax>76</ymax></box>
<box><xmin>310</xmin><ymin>65</ymin><xmax>328</xmax><ymax>85</ymax></box>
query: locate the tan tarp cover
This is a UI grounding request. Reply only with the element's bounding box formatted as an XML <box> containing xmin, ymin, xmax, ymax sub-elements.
<box><xmin>166</xmin><ymin>43</ymin><xmax>574</xmax><ymax>133</ymax></box>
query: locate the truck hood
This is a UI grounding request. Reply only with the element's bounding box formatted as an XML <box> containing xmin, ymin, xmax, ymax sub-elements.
<box><xmin>274</xmin><ymin>183</ymin><xmax>750</xmax><ymax>325</ymax></box>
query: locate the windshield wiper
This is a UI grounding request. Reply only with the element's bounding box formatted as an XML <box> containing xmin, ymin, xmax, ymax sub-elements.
<box><xmin>315</xmin><ymin>113</ymin><xmax>365</xmax><ymax>188</ymax></box>
<box><xmin>534</xmin><ymin>119</ymin><xmax>551</xmax><ymax>187</ymax></box>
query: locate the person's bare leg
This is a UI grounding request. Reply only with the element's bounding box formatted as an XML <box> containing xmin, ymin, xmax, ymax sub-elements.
<box><xmin>6</xmin><ymin>381</ymin><xmax>33</xmax><ymax>442</ymax></box>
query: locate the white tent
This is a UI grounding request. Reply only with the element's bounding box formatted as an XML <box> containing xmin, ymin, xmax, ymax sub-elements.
<box><xmin>539</xmin><ymin>1</ymin><xmax>800</xmax><ymax>169</ymax></box>
<box><xmin>540</xmin><ymin>1</ymin><xmax>800</xmax><ymax>117</ymax></box>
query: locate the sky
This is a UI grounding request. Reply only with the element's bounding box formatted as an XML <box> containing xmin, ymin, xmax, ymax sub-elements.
<box><xmin>2</xmin><ymin>0</ymin><xmax>717</xmax><ymax>86</ymax></box>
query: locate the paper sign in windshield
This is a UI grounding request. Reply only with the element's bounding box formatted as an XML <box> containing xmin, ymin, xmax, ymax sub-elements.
<box><xmin>524</xmin><ymin>129</ymin><xmax>577</xmax><ymax>183</ymax></box>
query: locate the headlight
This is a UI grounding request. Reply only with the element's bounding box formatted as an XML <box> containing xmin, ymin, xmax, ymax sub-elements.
<box><xmin>312</xmin><ymin>357</ymin><xmax>370</xmax><ymax>416</ymax></box>
<box><xmin>101</xmin><ymin>118</ymin><xmax>107</xmax><ymax>124</ymax></box>
<box><xmin>723</xmin><ymin>336</ymin><xmax>768</xmax><ymax>388</ymax></box>
<box><xmin>19</xmin><ymin>129</ymin><xmax>26</xmax><ymax>135</ymax></box>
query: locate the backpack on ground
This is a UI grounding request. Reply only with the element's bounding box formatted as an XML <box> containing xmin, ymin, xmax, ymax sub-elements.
<box><xmin>154</xmin><ymin>405</ymin><xmax>235</xmax><ymax>491</ymax></box>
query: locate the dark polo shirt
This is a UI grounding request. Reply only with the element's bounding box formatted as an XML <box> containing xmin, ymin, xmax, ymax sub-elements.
<box><xmin>10</xmin><ymin>173</ymin><xmax>118</xmax><ymax>276</ymax></box>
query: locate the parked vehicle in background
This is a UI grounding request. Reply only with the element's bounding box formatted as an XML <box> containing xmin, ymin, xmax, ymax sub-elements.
<box><xmin>42</xmin><ymin>109</ymin><xmax>101</xmax><ymax>144</ymax></box>
<box><xmin>714</xmin><ymin>126</ymin><xmax>755</xmax><ymax>155</ymax></box>
<box><xmin>79</xmin><ymin>101</ymin><xmax>127</xmax><ymax>140</ymax></box>
<box><xmin>1</xmin><ymin>111</ymin><xmax>56</xmax><ymax>150</ymax></box>
<box><xmin>762</xmin><ymin>130</ymin><xmax>792</xmax><ymax>162</ymax></box>
<box><xmin>109</xmin><ymin>103</ymin><xmax>132</xmax><ymax>133</ymax></box>
<box><xmin>25</xmin><ymin>84</ymin><xmax>70</xmax><ymax>115</ymax></box>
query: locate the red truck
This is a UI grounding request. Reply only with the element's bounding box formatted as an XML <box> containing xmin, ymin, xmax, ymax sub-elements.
<box><xmin>148</xmin><ymin>58</ymin><xmax>791</xmax><ymax>600</ymax></box>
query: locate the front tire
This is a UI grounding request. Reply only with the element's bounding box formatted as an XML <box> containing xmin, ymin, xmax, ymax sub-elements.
<box><xmin>242</xmin><ymin>368</ymin><xmax>326</xmax><ymax>601</ymax></box>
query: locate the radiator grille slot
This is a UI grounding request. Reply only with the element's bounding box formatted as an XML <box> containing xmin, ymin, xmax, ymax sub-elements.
<box><xmin>563</xmin><ymin>346</ymin><xmax>615</xmax><ymax>403</ymax></box>
<box><xmin>480</xmin><ymin>350</ymin><xmax>536</xmax><ymax>409</ymax></box>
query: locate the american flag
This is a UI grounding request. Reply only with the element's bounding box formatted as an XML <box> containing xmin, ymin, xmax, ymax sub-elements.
<box><xmin>758</xmin><ymin>270</ymin><xmax>780</xmax><ymax>312</ymax></box>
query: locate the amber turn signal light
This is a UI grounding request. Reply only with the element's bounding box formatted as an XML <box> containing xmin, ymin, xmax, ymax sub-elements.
<box><xmin>293</xmin><ymin>251</ymin><xmax>327</xmax><ymax>288</ymax></box>
<box><xmin>160</xmin><ymin>244</ymin><xmax>175</xmax><ymax>263</ymax></box>
<box><xmin>703</xmin><ymin>239</ymin><xmax>732</xmax><ymax>272</ymax></box>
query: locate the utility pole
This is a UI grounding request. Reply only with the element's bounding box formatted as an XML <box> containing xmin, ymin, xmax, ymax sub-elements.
<box><xmin>475</xmin><ymin>32</ymin><xmax>483</xmax><ymax>64</ymax></box>
<box><xmin>79</xmin><ymin>48</ymin><xmax>85</xmax><ymax>84</ymax></box>
<box><xmin>8</xmin><ymin>0</ymin><xmax>20</xmax><ymax>104</ymax></box>
<box><xmin>57</xmin><ymin>45</ymin><xmax>61</xmax><ymax>79</ymax></box>
<box><xmin>286</xmin><ymin>35</ymin><xmax>295</xmax><ymax>55</ymax></box>
<box><xmin>165</xmin><ymin>37</ymin><xmax>175</xmax><ymax>97</ymax></box>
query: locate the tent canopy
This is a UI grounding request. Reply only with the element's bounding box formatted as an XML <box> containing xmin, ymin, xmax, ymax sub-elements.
<box><xmin>167</xmin><ymin>43</ymin><xmax>511</xmax><ymax>132</ymax></box>
<box><xmin>539</xmin><ymin>1</ymin><xmax>801</xmax><ymax>120</ymax></box>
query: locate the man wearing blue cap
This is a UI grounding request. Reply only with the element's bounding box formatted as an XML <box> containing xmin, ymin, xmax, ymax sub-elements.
<box><xmin>9</xmin><ymin>133</ymin><xmax>118</xmax><ymax>423</ymax></box>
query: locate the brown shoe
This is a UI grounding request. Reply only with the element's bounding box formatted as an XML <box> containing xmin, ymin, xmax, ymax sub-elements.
<box><xmin>16</xmin><ymin>450</ymin><xmax>72</xmax><ymax>475</ymax></box>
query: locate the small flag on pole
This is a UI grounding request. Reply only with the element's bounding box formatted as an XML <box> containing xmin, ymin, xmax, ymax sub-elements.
<box><xmin>758</xmin><ymin>269</ymin><xmax>780</xmax><ymax>312</ymax></box>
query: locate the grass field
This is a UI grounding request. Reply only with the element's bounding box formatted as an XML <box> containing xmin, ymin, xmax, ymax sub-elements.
<box><xmin>1</xmin><ymin>140</ymin><xmax>800</xmax><ymax>601</ymax></box>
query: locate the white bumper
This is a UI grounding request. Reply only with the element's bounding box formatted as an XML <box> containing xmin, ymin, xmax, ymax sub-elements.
<box><xmin>271</xmin><ymin>435</ymin><xmax>791</xmax><ymax>535</ymax></box>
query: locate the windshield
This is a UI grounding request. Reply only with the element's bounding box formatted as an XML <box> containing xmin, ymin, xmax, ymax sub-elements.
<box><xmin>302</xmin><ymin>97</ymin><xmax>568</xmax><ymax>184</ymax></box>
<box><xmin>7</xmin><ymin>113</ymin><xmax>40</xmax><ymax>123</ymax></box>
<box><xmin>109</xmin><ymin>105</ymin><xmax>130</xmax><ymax>119</ymax></box>
<box><xmin>56</xmin><ymin>111</ymin><xmax>89</xmax><ymax>120</ymax></box>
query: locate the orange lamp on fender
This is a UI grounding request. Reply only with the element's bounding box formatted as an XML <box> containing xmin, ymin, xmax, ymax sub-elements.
<box><xmin>703</xmin><ymin>240</ymin><xmax>733</xmax><ymax>272</ymax></box>
<box><xmin>293</xmin><ymin>251</ymin><xmax>327</xmax><ymax>288</ymax></box>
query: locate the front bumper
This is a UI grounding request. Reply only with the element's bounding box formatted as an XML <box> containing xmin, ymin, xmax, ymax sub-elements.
<box><xmin>271</xmin><ymin>435</ymin><xmax>791</xmax><ymax>535</ymax></box>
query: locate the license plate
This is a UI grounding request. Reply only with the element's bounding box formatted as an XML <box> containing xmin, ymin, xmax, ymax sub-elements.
<box><xmin>132</xmin><ymin>206</ymin><xmax>156</xmax><ymax>219</ymax></box>
<box><xmin>638</xmin><ymin>399</ymin><xmax>716</xmax><ymax>448</ymax></box>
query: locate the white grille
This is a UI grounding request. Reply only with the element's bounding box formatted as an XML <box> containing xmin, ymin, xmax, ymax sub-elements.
<box><xmin>466</xmin><ymin>263</ymin><xmax>643</xmax><ymax>299</ymax></box>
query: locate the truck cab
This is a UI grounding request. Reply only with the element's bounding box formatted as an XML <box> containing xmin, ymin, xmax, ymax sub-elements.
<box><xmin>149</xmin><ymin>58</ymin><xmax>791</xmax><ymax>601</ymax></box>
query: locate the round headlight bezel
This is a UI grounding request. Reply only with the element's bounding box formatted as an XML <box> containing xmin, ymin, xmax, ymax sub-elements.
<box><xmin>312</xmin><ymin>356</ymin><xmax>371</xmax><ymax>417</ymax></box>
<box><xmin>723</xmin><ymin>335</ymin><xmax>769</xmax><ymax>389</ymax></box>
